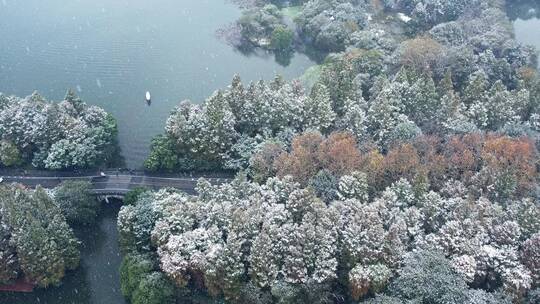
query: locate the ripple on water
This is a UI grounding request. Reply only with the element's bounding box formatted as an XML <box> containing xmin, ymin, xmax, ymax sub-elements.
<box><xmin>0</xmin><ymin>0</ymin><xmax>315</xmax><ymax>169</ymax></box>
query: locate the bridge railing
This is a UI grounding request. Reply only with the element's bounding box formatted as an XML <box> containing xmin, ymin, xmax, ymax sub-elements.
<box><xmin>0</xmin><ymin>168</ymin><xmax>235</xmax><ymax>179</ymax></box>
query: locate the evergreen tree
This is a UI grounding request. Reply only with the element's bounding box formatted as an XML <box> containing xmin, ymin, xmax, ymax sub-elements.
<box><xmin>64</xmin><ymin>89</ymin><xmax>84</xmax><ymax>113</ymax></box>
<box><xmin>226</xmin><ymin>75</ymin><xmax>247</xmax><ymax>125</ymax></box>
<box><xmin>0</xmin><ymin>219</ymin><xmax>19</xmax><ymax>284</ymax></box>
<box><xmin>309</xmin><ymin>169</ymin><xmax>339</xmax><ymax>203</ymax></box>
<box><xmin>403</xmin><ymin>74</ymin><xmax>440</xmax><ymax>129</ymax></box>
<box><xmin>338</xmin><ymin>171</ymin><xmax>370</xmax><ymax>202</ymax></box>
<box><xmin>336</xmin><ymin>98</ymin><xmax>368</xmax><ymax>141</ymax></box>
<box><xmin>389</xmin><ymin>250</ymin><xmax>469</xmax><ymax>304</ymax></box>
<box><xmin>485</xmin><ymin>81</ymin><xmax>528</xmax><ymax>130</ymax></box>
<box><xmin>0</xmin><ymin>186</ymin><xmax>80</xmax><ymax>287</ymax></box>
<box><xmin>131</xmin><ymin>272</ymin><xmax>175</xmax><ymax>304</ymax></box>
<box><xmin>144</xmin><ymin>135</ymin><xmax>179</xmax><ymax>171</ymax></box>
<box><xmin>318</xmin><ymin>56</ymin><xmax>360</xmax><ymax>115</ymax></box>
<box><xmin>203</xmin><ymin>91</ymin><xmax>238</xmax><ymax>159</ymax></box>
<box><xmin>463</xmin><ymin>70</ymin><xmax>490</xmax><ymax>128</ymax></box>
<box><xmin>0</xmin><ymin>92</ymin><xmax>117</xmax><ymax>169</ymax></box>
<box><xmin>303</xmin><ymin>84</ymin><xmax>336</xmax><ymax>132</ymax></box>
<box><xmin>367</xmin><ymin>88</ymin><xmax>405</xmax><ymax>146</ymax></box>
<box><xmin>0</xmin><ymin>140</ymin><xmax>22</xmax><ymax>167</ymax></box>
<box><xmin>53</xmin><ymin>180</ymin><xmax>100</xmax><ymax>225</ymax></box>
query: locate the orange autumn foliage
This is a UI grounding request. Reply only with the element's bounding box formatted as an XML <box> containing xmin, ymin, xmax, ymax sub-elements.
<box><xmin>362</xmin><ymin>149</ymin><xmax>386</xmax><ymax>190</ymax></box>
<box><xmin>439</xmin><ymin>133</ymin><xmax>484</xmax><ymax>184</ymax></box>
<box><xmin>413</xmin><ymin>136</ymin><xmax>447</xmax><ymax>188</ymax></box>
<box><xmin>270</xmin><ymin>131</ymin><xmax>537</xmax><ymax>196</ymax></box>
<box><xmin>275</xmin><ymin>131</ymin><xmax>362</xmax><ymax>185</ymax></box>
<box><xmin>275</xmin><ymin>131</ymin><xmax>325</xmax><ymax>185</ymax></box>
<box><xmin>317</xmin><ymin>132</ymin><xmax>363</xmax><ymax>177</ymax></box>
<box><xmin>482</xmin><ymin>136</ymin><xmax>537</xmax><ymax>191</ymax></box>
<box><xmin>383</xmin><ymin>143</ymin><xmax>421</xmax><ymax>184</ymax></box>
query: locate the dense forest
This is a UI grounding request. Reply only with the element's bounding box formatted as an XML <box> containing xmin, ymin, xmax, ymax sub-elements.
<box><xmin>148</xmin><ymin>0</ymin><xmax>539</xmax><ymax>174</ymax></box>
<box><xmin>0</xmin><ymin>181</ymin><xmax>100</xmax><ymax>288</ymax></box>
<box><xmin>132</xmin><ymin>0</ymin><xmax>540</xmax><ymax>303</ymax></box>
<box><xmin>0</xmin><ymin>92</ymin><xmax>117</xmax><ymax>292</ymax></box>
<box><xmin>0</xmin><ymin>90</ymin><xmax>119</xmax><ymax>170</ymax></box>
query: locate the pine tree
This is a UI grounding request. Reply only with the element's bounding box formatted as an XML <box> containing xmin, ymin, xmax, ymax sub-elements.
<box><xmin>250</xmin><ymin>225</ymin><xmax>281</xmax><ymax>288</ymax></box>
<box><xmin>337</xmin><ymin>98</ymin><xmax>368</xmax><ymax>141</ymax></box>
<box><xmin>0</xmin><ymin>219</ymin><xmax>19</xmax><ymax>284</ymax></box>
<box><xmin>0</xmin><ymin>186</ymin><xmax>80</xmax><ymax>287</ymax></box>
<box><xmin>201</xmin><ymin>91</ymin><xmax>239</xmax><ymax>164</ymax></box>
<box><xmin>226</xmin><ymin>75</ymin><xmax>247</xmax><ymax>126</ymax></box>
<box><xmin>463</xmin><ymin>70</ymin><xmax>489</xmax><ymax>105</ymax></box>
<box><xmin>303</xmin><ymin>84</ymin><xmax>336</xmax><ymax>132</ymax></box>
<box><xmin>437</xmin><ymin>82</ymin><xmax>462</xmax><ymax>131</ymax></box>
<box><xmin>367</xmin><ymin>87</ymin><xmax>404</xmax><ymax>146</ymax></box>
<box><xmin>318</xmin><ymin>56</ymin><xmax>360</xmax><ymax>115</ymax></box>
<box><xmin>338</xmin><ymin>171</ymin><xmax>369</xmax><ymax>202</ymax></box>
<box><xmin>403</xmin><ymin>75</ymin><xmax>439</xmax><ymax>129</ymax></box>
<box><xmin>463</xmin><ymin>70</ymin><xmax>490</xmax><ymax>128</ymax></box>
<box><xmin>349</xmin><ymin>263</ymin><xmax>392</xmax><ymax>300</ymax></box>
<box><xmin>439</xmin><ymin>69</ymin><xmax>455</xmax><ymax>96</ymax></box>
<box><xmin>485</xmin><ymin>80</ymin><xmax>516</xmax><ymax>129</ymax></box>
<box><xmin>281</xmin><ymin>226</ymin><xmax>308</xmax><ymax>284</ymax></box>
<box><xmin>64</xmin><ymin>89</ymin><xmax>84</xmax><ymax>113</ymax></box>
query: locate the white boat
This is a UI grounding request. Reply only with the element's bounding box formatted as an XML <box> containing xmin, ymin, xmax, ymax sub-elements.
<box><xmin>145</xmin><ymin>91</ymin><xmax>151</xmax><ymax>102</ymax></box>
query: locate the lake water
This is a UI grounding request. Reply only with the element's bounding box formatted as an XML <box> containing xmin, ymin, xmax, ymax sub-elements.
<box><xmin>514</xmin><ymin>18</ymin><xmax>540</xmax><ymax>55</ymax></box>
<box><xmin>0</xmin><ymin>0</ymin><xmax>314</xmax><ymax>168</ymax></box>
<box><xmin>509</xmin><ymin>2</ymin><xmax>540</xmax><ymax>66</ymax></box>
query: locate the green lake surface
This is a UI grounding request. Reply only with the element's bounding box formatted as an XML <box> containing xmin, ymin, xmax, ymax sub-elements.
<box><xmin>0</xmin><ymin>0</ymin><xmax>314</xmax><ymax>169</ymax></box>
<box><xmin>510</xmin><ymin>1</ymin><xmax>540</xmax><ymax>67</ymax></box>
